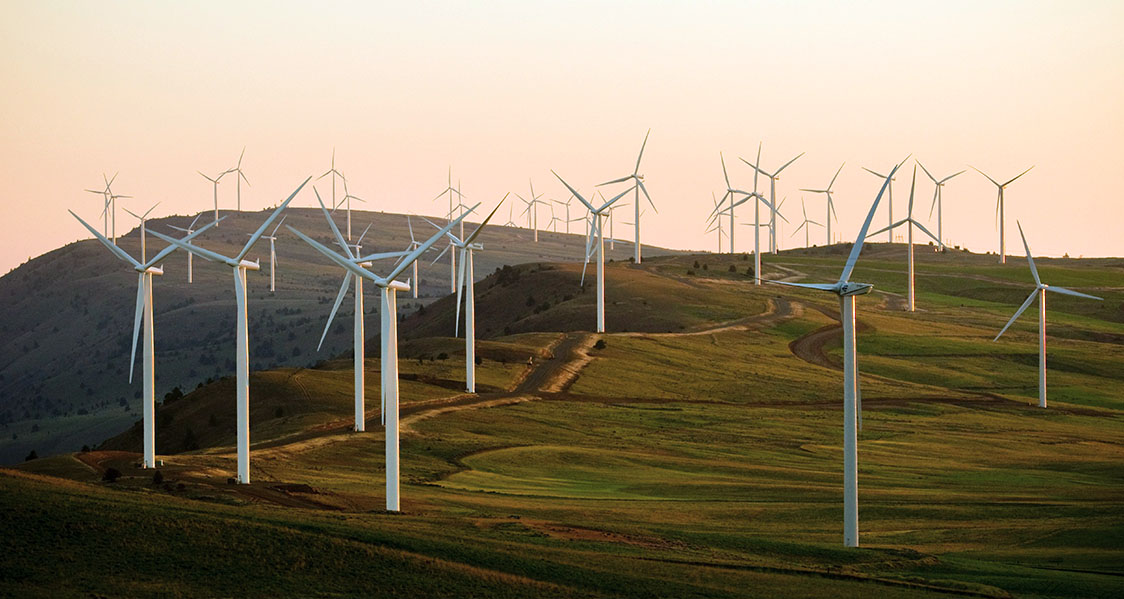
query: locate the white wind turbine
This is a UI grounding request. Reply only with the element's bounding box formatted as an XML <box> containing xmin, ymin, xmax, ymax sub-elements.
<box><xmin>121</xmin><ymin>202</ymin><xmax>161</xmax><ymax>262</ymax></box>
<box><xmin>770</xmin><ymin>159</ymin><xmax>905</xmax><ymax>548</ymax></box>
<box><xmin>800</xmin><ymin>162</ymin><xmax>845</xmax><ymax>246</ymax></box>
<box><xmin>916</xmin><ymin>162</ymin><xmax>965</xmax><ymax>250</ymax></box>
<box><xmin>502</xmin><ymin>205</ymin><xmax>518</xmax><ymax>228</ymax></box>
<box><xmin>741</xmin><ymin>148</ymin><xmax>803</xmax><ymax>255</ymax></box>
<box><xmin>708</xmin><ymin>152</ymin><xmax>756</xmax><ymax>255</ymax></box>
<box><xmin>994</xmin><ymin>222</ymin><xmax>1102</xmax><ymax>408</ymax></box>
<box><xmin>230</xmin><ymin>147</ymin><xmax>251</xmax><ymax>212</ymax></box>
<box><xmin>247</xmin><ymin>216</ymin><xmax>287</xmax><ymax>293</ymax></box>
<box><xmin>865</xmin><ymin>167</ymin><xmax>943</xmax><ymax>312</ymax></box>
<box><xmin>790</xmin><ymin>198</ymin><xmax>823</xmax><ymax>249</ymax></box>
<box><xmin>861</xmin><ymin>165</ymin><xmax>898</xmax><ymax>243</ymax></box>
<box><xmin>70</xmin><ymin>210</ymin><xmax>220</xmax><ymax>469</ymax></box>
<box><xmin>288</xmin><ymin>204</ymin><xmax>477</xmax><ymax>512</ymax></box>
<box><xmin>332</xmin><ymin>175</ymin><xmax>368</xmax><ymax>241</ymax></box>
<box><xmin>150</xmin><ymin>178</ymin><xmax>310</xmax><ymax>484</ymax></box>
<box><xmin>516</xmin><ymin>180</ymin><xmax>548</xmax><ymax>243</ymax></box>
<box><xmin>312</xmin><ymin>196</ymin><xmax>410</xmax><ymax>432</ymax></box>
<box><xmin>318</xmin><ymin>149</ymin><xmax>347</xmax><ymax>227</ymax></box>
<box><xmin>198</xmin><ymin>168</ymin><xmax>231</xmax><ymax>227</ymax></box>
<box><xmin>432</xmin><ymin>168</ymin><xmax>466</xmax><ymax>292</ymax></box>
<box><xmin>442</xmin><ymin>199</ymin><xmax>504</xmax><ymax>393</ymax></box>
<box><xmin>168</xmin><ymin>215</ymin><xmax>202</xmax><ymax>283</ymax></box>
<box><xmin>555</xmin><ymin>195</ymin><xmax>575</xmax><ymax>234</ymax></box>
<box><xmin>970</xmin><ymin>165</ymin><xmax>1034</xmax><ymax>264</ymax></box>
<box><xmin>553</xmin><ymin>171</ymin><xmax>635</xmax><ymax>333</ymax></box>
<box><xmin>84</xmin><ymin>172</ymin><xmax>126</xmax><ymax>243</ymax></box>
<box><xmin>598</xmin><ymin>129</ymin><xmax>656</xmax><ymax>263</ymax></box>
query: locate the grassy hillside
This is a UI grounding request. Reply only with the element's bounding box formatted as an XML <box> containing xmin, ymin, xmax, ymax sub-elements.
<box><xmin>0</xmin><ymin>207</ymin><xmax>679</xmax><ymax>464</ymax></box>
<box><xmin>6</xmin><ymin>242</ymin><xmax>1124</xmax><ymax>597</ymax></box>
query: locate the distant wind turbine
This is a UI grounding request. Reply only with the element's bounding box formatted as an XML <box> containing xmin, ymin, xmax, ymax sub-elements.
<box><xmin>800</xmin><ymin>162</ymin><xmax>845</xmax><ymax>246</ymax></box>
<box><xmin>971</xmin><ymin>165</ymin><xmax>1034</xmax><ymax>264</ymax></box>
<box><xmin>167</xmin><ymin>215</ymin><xmax>202</xmax><ymax>283</ymax></box>
<box><xmin>861</xmin><ymin>165</ymin><xmax>898</xmax><ymax>243</ymax></box>
<box><xmin>318</xmin><ymin>149</ymin><xmax>347</xmax><ymax>229</ymax></box>
<box><xmin>198</xmin><ymin>168</ymin><xmax>231</xmax><ymax>227</ymax></box>
<box><xmin>866</xmin><ymin>166</ymin><xmax>942</xmax><ymax>312</ymax></box>
<box><xmin>741</xmin><ymin>147</ymin><xmax>803</xmax><ymax>255</ymax></box>
<box><xmin>121</xmin><ymin>202</ymin><xmax>161</xmax><ymax>262</ymax></box>
<box><xmin>230</xmin><ymin>147</ymin><xmax>251</xmax><ymax>212</ymax></box>
<box><xmin>150</xmin><ymin>178</ymin><xmax>310</xmax><ymax>484</ymax></box>
<box><xmin>70</xmin><ymin>210</ymin><xmax>219</xmax><ymax>469</ymax></box>
<box><xmin>994</xmin><ymin>222</ymin><xmax>1102</xmax><ymax>408</ymax></box>
<box><xmin>770</xmin><ymin>158</ymin><xmax>906</xmax><ymax>548</ymax></box>
<box><xmin>432</xmin><ymin>168</ymin><xmax>466</xmax><ymax>292</ymax></box>
<box><xmin>553</xmin><ymin>171</ymin><xmax>635</xmax><ymax>333</ymax></box>
<box><xmin>516</xmin><ymin>180</ymin><xmax>548</xmax><ymax>243</ymax></box>
<box><xmin>790</xmin><ymin>198</ymin><xmax>823</xmax><ymax>249</ymax></box>
<box><xmin>288</xmin><ymin>204</ymin><xmax>477</xmax><ymax>511</ymax></box>
<box><xmin>246</xmin><ymin>216</ymin><xmax>287</xmax><ymax>293</ymax></box>
<box><xmin>598</xmin><ymin>129</ymin><xmax>656</xmax><ymax>263</ymax></box>
<box><xmin>916</xmin><ymin>161</ymin><xmax>965</xmax><ymax>250</ymax></box>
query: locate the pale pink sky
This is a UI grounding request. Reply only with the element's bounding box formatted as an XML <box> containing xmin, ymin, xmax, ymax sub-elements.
<box><xmin>2</xmin><ymin>1</ymin><xmax>1122</xmax><ymax>273</ymax></box>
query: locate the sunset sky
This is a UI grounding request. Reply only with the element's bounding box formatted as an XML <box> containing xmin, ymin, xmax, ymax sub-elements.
<box><xmin>2</xmin><ymin>1</ymin><xmax>1122</xmax><ymax>274</ymax></box>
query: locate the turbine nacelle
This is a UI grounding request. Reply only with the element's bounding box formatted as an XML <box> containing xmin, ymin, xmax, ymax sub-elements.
<box><xmin>838</xmin><ymin>282</ymin><xmax>873</xmax><ymax>297</ymax></box>
<box><xmin>140</xmin><ymin>266</ymin><xmax>164</xmax><ymax>276</ymax></box>
<box><xmin>239</xmin><ymin>259</ymin><xmax>260</xmax><ymax>271</ymax></box>
<box><xmin>385</xmin><ymin>280</ymin><xmax>411</xmax><ymax>292</ymax></box>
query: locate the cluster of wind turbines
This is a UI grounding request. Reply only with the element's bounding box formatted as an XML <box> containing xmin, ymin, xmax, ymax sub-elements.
<box><xmin>71</xmin><ymin>136</ymin><xmax>1100</xmax><ymax>549</ymax></box>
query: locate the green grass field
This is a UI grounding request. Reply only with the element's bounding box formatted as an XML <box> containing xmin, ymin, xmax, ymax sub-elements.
<box><xmin>5</xmin><ymin>245</ymin><xmax>1123</xmax><ymax>597</ymax></box>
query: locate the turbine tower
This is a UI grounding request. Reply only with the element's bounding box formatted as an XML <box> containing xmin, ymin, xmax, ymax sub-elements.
<box><xmin>198</xmin><ymin>168</ymin><xmax>231</xmax><ymax>227</ymax></box>
<box><xmin>800</xmin><ymin>162</ymin><xmax>845</xmax><ymax>246</ymax></box>
<box><xmin>70</xmin><ymin>211</ymin><xmax>219</xmax><ymax>469</ymax></box>
<box><xmin>598</xmin><ymin>130</ymin><xmax>656</xmax><ymax>263</ymax></box>
<box><xmin>994</xmin><ymin>222</ymin><xmax>1102</xmax><ymax>408</ymax></box>
<box><xmin>740</xmin><ymin>147</ymin><xmax>802</xmax><ymax>255</ymax></box>
<box><xmin>312</xmin><ymin>195</ymin><xmax>410</xmax><ymax>432</ymax></box>
<box><xmin>866</xmin><ymin>167</ymin><xmax>943</xmax><ymax>311</ymax></box>
<box><xmin>516</xmin><ymin>180</ymin><xmax>548</xmax><ymax>243</ymax></box>
<box><xmin>167</xmin><ymin>215</ymin><xmax>202</xmax><ymax>283</ymax></box>
<box><xmin>553</xmin><ymin>171</ymin><xmax>635</xmax><ymax>333</ymax></box>
<box><xmin>150</xmin><ymin>178</ymin><xmax>310</xmax><ymax>484</ymax></box>
<box><xmin>916</xmin><ymin>162</ymin><xmax>965</xmax><ymax>250</ymax></box>
<box><xmin>971</xmin><ymin>165</ymin><xmax>1034</xmax><ymax>264</ymax></box>
<box><xmin>288</xmin><ymin>206</ymin><xmax>476</xmax><ymax>511</ymax></box>
<box><xmin>247</xmin><ymin>216</ymin><xmax>287</xmax><ymax>293</ymax></box>
<box><xmin>770</xmin><ymin>158</ymin><xmax>906</xmax><ymax>547</ymax></box>
<box><xmin>790</xmin><ymin>198</ymin><xmax>823</xmax><ymax>249</ymax></box>
<box><xmin>861</xmin><ymin>165</ymin><xmax>898</xmax><ymax>243</ymax></box>
<box><xmin>121</xmin><ymin>202</ymin><xmax>161</xmax><ymax>262</ymax></box>
<box><xmin>432</xmin><ymin>168</ymin><xmax>466</xmax><ymax>292</ymax></box>
<box><xmin>333</xmin><ymin>175</ymin><xmax>367</xmax><ymax>241</ymax></box>
<box><xmin>445</xmin><ymin>200</ymin><xmax>504</xmax><ymax>393</ymax></box>
<box><xmin>230</xmin><ymin>147</ymin><xmax>251</xmax><ymax>212</ymax></box>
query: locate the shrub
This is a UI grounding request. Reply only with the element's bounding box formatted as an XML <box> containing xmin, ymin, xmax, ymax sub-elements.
<box><xmin>24</xmin><ymin>450</ymin><xmax>38</xmax><ymax>461</ymax></box>
<box><xmin>728</xmin><ymin>264</ymin><xmax>737</xmax><ymax>272</ymax></box>
<box><xmin>593</xmin><ymin>339</ymin><xmax>607</xmax><ymax>350</ymax></box>
<box><xmin>152</xmin><ymin>471</ymin><xmax>164</xmax><ymax>485</ymax></box>
<box><xmin>437</xmin><ymin>352</ymin><xmax>448</xmax><ymax>360</ymax></box>
<box><xmin>103</xmin><ymin>468</ymin><xmax>122</xmax><ymax>483</ymax></box>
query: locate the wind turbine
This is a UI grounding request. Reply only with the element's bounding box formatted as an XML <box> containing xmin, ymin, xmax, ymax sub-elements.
<box><xmin>741</xmin><ymin>148</ymin><xmax>803</xmax><ymax>255</ymax></box>
<box><xmin>865</xmin><ymin>167</ymin><xmax>943</xmax><ymax>312</ymax></box>
<box><xmin>555</xmin><ymin>195</ymin><xmax>575</xmax><ymax>234</ymax></box>
<box><xmin>334</xmin><ymin>175</ymin><xmax>367</xmax><ymax>241</ymax></box>
<box><xmin>432</xmin><ymin>168</ymin><xmax>466</xmax><ymax>292</ymax></box>
<box><xmin>800</xmin><ymin>162</ymin><xmax>845</xmax><ymax>246</ymax></box>
<box><xmin>553</xmin><ymin>171</ymin><xmax>635</xmax><ymax>333</ymax></box>
<box><xmin>318</xmin><ymin>149</ymin><xmax>347</xmax><ymax>227</ymax></box>
<box><xmin>198</xmin><ymin>168</ymin><xmax>231</xmax><ymax>227</ymax></box>
<box><xmin>168</xmin><ymin>215</ymin><xmax>202</xmax><ymax>283</ymax></box>
<box><xmin>150</xmin><ymin>177</ymin><xmax>310</xmax><ymax>484</ymax></box>
<box><xmin>861</xmin><ymin>165</ymin><xmax>898</xmax><ymax>243</ymax></box>
<box><xmin>790</xmin><ymin>198</ymin><xmax>823</xmax><ymax>249</ymax></box>
<box><xmin>970</xmin><ymin>165</ymin><xmax>1034</xmax><ymax>264</ymax></box>
<box><xmin>121</xmin><ymin>202</ymin><xmax>161</xmax><ymax>262</ymax></box>
<box><xmin>502</xmin><ymin>204</ymin><xmax>518</xmax><ymax>228</ymax></box>
<box><xmin>994</xmin><ymin>222</ymin><xmax>1102</xmax><ymax>408</ymax></box>
<box><xmin>70</xmin><ymin>210</ymin><xmax>219</xmax><ymax>469</ymax></box>
<box><xmin>85</xmin><ymin>172</ymin><xmax>124</xmax><ymax>243</ymax></box>
<box><xmin>311</xmin><ymin>194</ymin><xmax>410</xmax><ymax>432</ymax></box>
<box><xmin>247</xmin><ymin>216</ymin><xmax>287</xmax><ymax>293</ymax></box>
<box><xmin>770</xmin><ymin>158</ymin><xmax>905</xmax><ymax>548</ymax></box>
<box><xmin>442</xmin><ymin>199</ymin><xmax>504</xmax><ymax>393</ymax></box>
<box><xmin>230</xmin><ymin>147</ymin><xmax>251</xmax><ymax>212</ymax></box>
<box><xmin>709</xmin><ymin>152</ymin><xmax>755</xmax><ymax>254</ymax></box>
<box><xmin>288</xmin><ymin>204</ymin><xmax>477</xmax><ymax>512</ymax></box>
<box><xmin>598</xmin><ymin>129</ymin><xmax>656</xmax><ymax>263</ymax></box>
<box><xmin>516</xmin><ymin>180</ymin><xmax>548</xmax><ymax>243</ymax></box>
<box><xmin>706</xmin><ymin>192</ymin><xmax>728</xmax><ymax>253</ymax></box>
<box><xmin>406</xmin><ymin>216</ymin><xmax>422</xmax><ymax>298</ymax></box>
<box><xmin>916</xmin><ymin>162</ymin><xmax>965</xmax><ymax>250</ymax></box>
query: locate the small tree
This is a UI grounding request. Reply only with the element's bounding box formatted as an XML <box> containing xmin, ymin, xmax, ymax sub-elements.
<box><xmin>24</xmin><ymin>449</ymin><xmax>37</xmax><ymax>461</ymax></box>
<box><xmin>593</xmin><ymin>339</ymin><xmax>607</xmax><ymax>350</ymax></box>
<box><xmin>103</xmin><ymin>468</ymin><xmax>122</xmax><ymax>483</ymax></box>
<box><xmin>152</xmin><ymin>471</ymin><xmax>164</xmax><ymax>485</ymax></box>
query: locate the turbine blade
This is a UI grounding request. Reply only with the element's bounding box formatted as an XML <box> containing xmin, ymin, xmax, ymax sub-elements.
<box><xmin>386</xmin><ymin>204</ymin><xmax>478</xmax><ymax>282</ymax></box>
<box><xmin>315</xmin><ymin>188</ymin><xmax>354</xmax><ymax>259</ymax></box>
<box><xmin>148</xmin><ymin>229</ymin><xmax>234</xmax><ymax>265</ymax></box>
<box><xmin>911</xmin><ymin>220</ymin><xmax>942</xmax><ymax>247</ymax></box>
<box><xmin>769</xmin><ymin>280</ymin><xmax>840</xmax><ymax>292</ymax></box>
<box><xmin>721</xmin><ymin>153</ymin><xmax>732</xmax><ymax>189</ymax></box>
<box><xmin>318</xmin><ymin>275</ymin><xmax>352</xmax><ymax>351</ymax></box>
<box><xmin>146</xmin><ymin>217</ymin><xmax>222</xmax><ymax>267</ymax></box>
<box><xmin>598</xmin><ymin>174</ymin><xmax>634</xmax><ymax>187</ymax></box>
<box><xmin>634</xmin><ymin>128</ymin><xmax>650</xmax><ymax>175</ymax></box>
<box><xmin>430</xmin><ymin>242</ymin><xmax>451</xmax><ymax>266</ymax></box>
<box><xmin>287</xmin><ymin>226</ymin><xmax>379</xmax><ymax>282</ymax></box>
<box><xmin>69</xmin><ymin>210</ymin><xmax>141</xmax><ymax>268</ymax></box>
<box><xmin>907</xmin><ymin>166</ymin><xmax>917</xmax><ymax>215</ymax></box>
<box><xmin>916</xmin><ymin>160</ymin><xmax>938</xmax><ymax>184</ymax></box>
<box><xmin>1003</xmin><ymin>165</ymin><xmax>1034</xmax><ymax>187</ymax></box>
<box><xmin>841</xmin><ymin>160</ymin><xmax>904</xmax><ymax>283</ymax></box>
<box><xmin>994</xmin><ymin>290</ymin><xmax>1039</xmax><ymax>341</ymax></box>
<box><xmin>356</xmin><ymin>221</ymin><xmax>372</xmax><ymax>246</ymax></box>
<box><xmin>637</xmin><ymin>180</ymin><xmax>657</xmax><ymax>213</ymax></box>
<box><xmin>970</xmin><ymin>166</ymin><xmax>1001</xmax><ymax>188</ymax></box>
<box><xmin>774</xmin><ymin>152</ymin><xmax>805</xmax><ymax>176</ymax></box>
<box><xmin>356</xmin><ymin>250</ymin><xmax>410</xmax><ymax>262</ymax></box>
<box><xmin>1046</xmin><ymin>286</ymin><xmax>1103</xmax><ymax>301</ymax></box>
<box><xmin>866</xmin><ymin>220</ymin><xmax>908</xmax><ymax>239</ymax></box>
<box><xmin>828</xmin><ymin>162</ymin><xmax>845</xmax><ymax>189</ymax></box>
<box><xmin>463</xmin><ymin>195</ymin><xmax>506</xmax><ymax>246</ymax></box>
<box><xmin>238</xmin><ymin>176</ymin><xmax>311</xmax><ymax>262</ymax></box>
<box><xmin>129</xmin><ymin>272</ymin><xmax>144</xmax><ymax>384</ymax></box>
<box><xmin>940</xmin><ymin>169</ymin><xmax>966</xmax><ymax>183</ymax></box>
<box><xmin>551</xmin><ymin>171</ymin><xmax>596</xmax><ymax>212</ymax></box>
<box><xmin>1016</xmin><ymin>221</ymin><xmax>1040</xmax><ymax>286</ymax></box>
<box><xmin>598</xmin><ymin>184</ymin><xmax>636</xmax><ymax>213</ymax></box>
<box><xmin>270</xmin><ymin>215</ymin><xmax>288</xmax><ymax>237</ymax></box>
<box><xmin>455</xmin><ymin>248</ymin><xmax>467</xmax><ymax>336</ymax></box>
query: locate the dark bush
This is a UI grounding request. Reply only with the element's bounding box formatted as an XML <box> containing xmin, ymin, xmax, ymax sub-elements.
<box><xmin>728</xmin><ymin>264</ymin><xmax>737</xmax><ymax>272</ymax></box>
<box><xmin>103</xmin><ymin>468</ymin><xmax>122</xmax><ymax>483</ymax></box>
<box><xmin>593</xmin><ymin>339</ymin><xmax>607</xmax><ymax>350</ymax></box>
<box><xmin>152</xmin><ymin>471</ymin><xmax>164</xmax><ymax>485</ymax></box>
<box><xmin>24</xmin><ymin>450</ymin><xmax>38</xmax><ymax>461</ymax></box>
